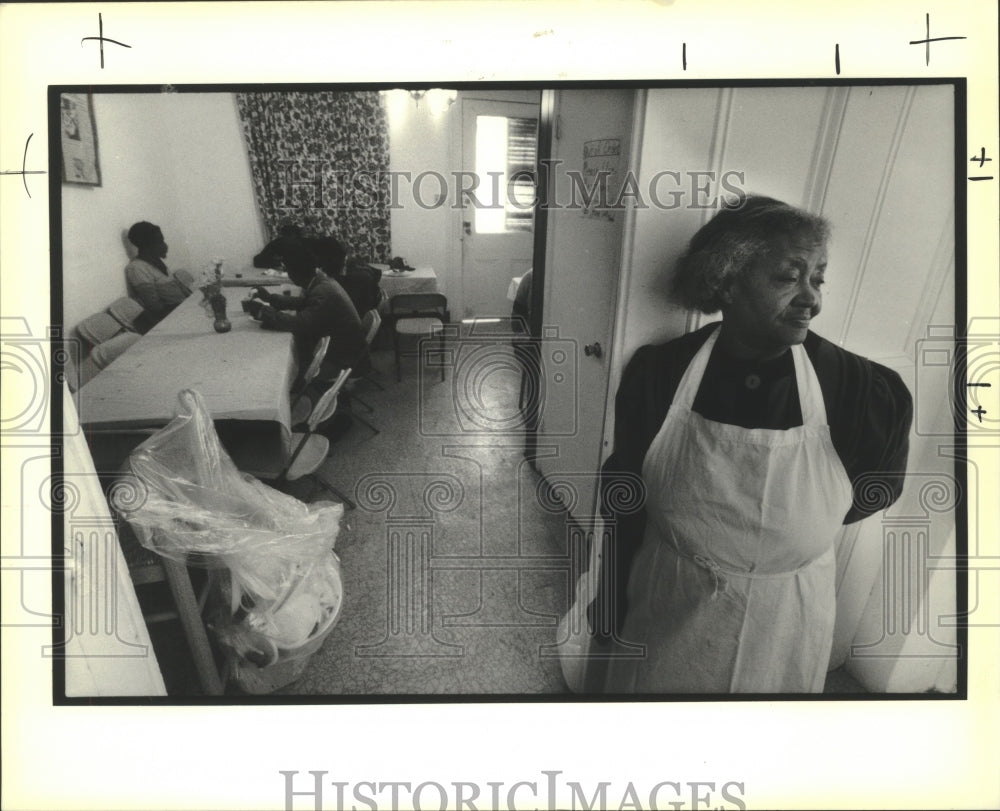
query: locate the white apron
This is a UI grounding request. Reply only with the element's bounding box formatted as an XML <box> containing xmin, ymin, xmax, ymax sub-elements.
<box><xmin>605</xmin><ymin>328</ymin><xmax>853</xmax><ymax>693</ymax></box>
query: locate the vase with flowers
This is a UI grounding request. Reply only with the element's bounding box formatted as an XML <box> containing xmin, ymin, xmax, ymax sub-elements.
<box><xmin>200</xmin><ymin>259</ymin><xmax>231</xmax><ymax>333</ymax></box>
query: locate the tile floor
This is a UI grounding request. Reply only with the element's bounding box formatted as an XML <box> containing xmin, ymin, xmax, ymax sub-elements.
<box><xmin>276</xmin><ymin>331</ymin><xmax>572</xmax><ymax>695</ymax></box>
<box><xmin>140</xmin><ymin>328</ymin><xmax>868</xmax><ymax>697</ymax></box>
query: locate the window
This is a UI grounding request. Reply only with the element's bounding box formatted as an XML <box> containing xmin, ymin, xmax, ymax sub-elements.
<box><xmin>474</xmin><ymin>115</ymin><xmax>538</xmax><ymax>234</ymax></box>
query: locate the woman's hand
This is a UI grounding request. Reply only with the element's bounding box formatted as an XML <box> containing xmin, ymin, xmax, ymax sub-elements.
<box><xmin>251</xmin><ymin>287</ymin><xmax>273</xmax><ymax>304</ymax></box>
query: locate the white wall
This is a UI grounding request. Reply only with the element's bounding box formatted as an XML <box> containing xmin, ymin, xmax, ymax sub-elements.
<box><xmin>386</xmin><ymin>89</ymin><xmax>454</xmax><ymax>299</ymax></box>
<box><xmin>62</xmin><ymin>93</ymin><xmax>179</xmax><ymax>333</ymax></box>
<box><xmin>61</xmin><ymin>92</ymin><xmax>264</xmax><ymax>333</ymax></box>
<box><xmin>157</xmin><ymin>94</ymin><xmax>265</xmax><ymax>279</ymax></box>
<box><xmin>387</xmin><ymin>87</ymin><xmax>540</xmax><ymax>318</ymax></box>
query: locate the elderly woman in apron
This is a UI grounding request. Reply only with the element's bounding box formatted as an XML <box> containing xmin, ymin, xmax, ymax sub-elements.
<box><xmin>590</xmin><ymin>196</ymin><xmax>913</xmax><ymax>693</ymax></box>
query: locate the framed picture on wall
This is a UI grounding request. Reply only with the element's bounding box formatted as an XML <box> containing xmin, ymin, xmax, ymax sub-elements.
<box><xmin>60</xmin><ymin>92</ymin><xmax>101</xmax><ymax>186</ymax></box>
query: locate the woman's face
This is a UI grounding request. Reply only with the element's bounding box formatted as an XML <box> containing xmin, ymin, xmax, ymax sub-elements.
<box><xmin>720</xmin><ymin>233</ymin><xmax>827</xmax><ymax>358</ymax></box>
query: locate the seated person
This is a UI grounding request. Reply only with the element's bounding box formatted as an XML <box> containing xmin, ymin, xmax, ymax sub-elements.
<box><xmin>510</xmin><ymin>269</ymin><xmax>540</xmax><ymax>457</ymax></box>
<box><xmin>252</xmin><ymin>223</ymin><xmax>316</xmax><ymax>270</ymax></box>
<box><xmin>511</xmin><ymin>268</ymin><xmax>533</xmax><ymax>337</ymax></box>
<box><xmin>124</xmin><ymin>221</ymin><xmax>190</xmax><ymax>329</ymax></box>
<box><xmin>340</xmin><ymin>259</ymin><xmax>383</xmax><ymax>314</ymax></box>
<box><xmin>253</xmin><ymin>229</ymin><xmax>382</xmax><ymax>315</ymax></box>
<box><xmin>247</xmin><ymin>241</ymin><xmax>371</xmax><ymax>413</ymax></box>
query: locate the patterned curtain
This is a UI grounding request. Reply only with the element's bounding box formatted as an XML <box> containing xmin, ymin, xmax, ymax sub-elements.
<box><xmin>235</xmin><ymin>91</ymin><xmax>391</xmax><ymax>262</ymax></box>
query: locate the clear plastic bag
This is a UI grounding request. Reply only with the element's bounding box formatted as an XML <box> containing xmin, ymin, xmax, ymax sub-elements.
<box><xmin>211</xmin><ymin>553</ymin><xmax>343</xmax><ymax>694</ymax></box>
<box><xmin>120</xmin><ymin>389</ymin><xmax>344</xmax><ymax>691</ymax></box>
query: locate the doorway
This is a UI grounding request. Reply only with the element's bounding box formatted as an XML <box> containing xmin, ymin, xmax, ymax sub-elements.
<box><xmin>458</xmin><ymin>96</ymin><xmax>541</xmax><ymax>320</ymax></box>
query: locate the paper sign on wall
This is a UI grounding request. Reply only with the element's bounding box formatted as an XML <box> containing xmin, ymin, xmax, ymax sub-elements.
<box><xmin>581</xmin><ymin>138</ymin><xmax>620</xmax><ymax>221</ymax></box>
<box><xmin>61</xmin><ymin>93</ymin><xmax>102</xmax><ymax>186</ymax></box>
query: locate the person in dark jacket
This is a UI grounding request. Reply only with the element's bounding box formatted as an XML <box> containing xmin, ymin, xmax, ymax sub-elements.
<box><xmin>253</xmin><ymin>230</ymin><xmax>382</xmax><ymax>315</ymax></box>
<box><xmin>247</xmin><ymin>241</ymin><xmax>370</xmax><ymax>413</ymax></box>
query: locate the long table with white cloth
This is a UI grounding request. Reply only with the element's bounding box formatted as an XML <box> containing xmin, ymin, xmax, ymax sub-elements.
<box><xmin>77</xmin><ymin>287</ymin><xmax>299</xmax><ymax>477</ymax></box>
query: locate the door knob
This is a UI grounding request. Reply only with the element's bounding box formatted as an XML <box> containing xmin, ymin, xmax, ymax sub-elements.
<box><xmin>463</xmin><ymin>221</ymin><xmax>472</xmax><ymax>236</ymax></box>
<box><xmin>584</xmin><ymin>341</ymin><xmax>603</xmax><ymax>358</ymax></box>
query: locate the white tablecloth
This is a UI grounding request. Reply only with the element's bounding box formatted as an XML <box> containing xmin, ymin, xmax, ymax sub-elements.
<box><xmin>373</xmin><ymin>266</ymin><xmax>439</xmax><ymax>310</ymax></box>
<box><xmin>80</xmin><ymin>291</ymin><xmax>297</xmax><ymax>426</ymax></box>
<box><xmin>220</xmin><ymin>268</ymin><xmax>289</xmax><ymax>287</ymax></box>
<box><xmin>78</xmin><ymin>291</ymin><xmax>298</xmax><ymax>476</ymax></box>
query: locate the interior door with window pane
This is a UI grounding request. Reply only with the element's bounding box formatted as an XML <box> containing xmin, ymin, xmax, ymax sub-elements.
<box><xmin>460</xmin><ymin>98</ymin><xmax>540</xmax><ymax>319</ymax></box>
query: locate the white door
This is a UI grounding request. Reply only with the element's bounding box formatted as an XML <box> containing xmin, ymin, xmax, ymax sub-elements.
<box><xmin>459</xmin><ymin>98</ymin><xmax>539</xmax><ymax>319</ymax></box>
<box><xmin>535</xmin><ymin>89</ymin><xmax>637</xmax><ymax>522</ymax></box>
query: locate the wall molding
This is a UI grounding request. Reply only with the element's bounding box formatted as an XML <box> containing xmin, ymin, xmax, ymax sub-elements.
<box><xmin>904</xmin><ymin>211</ymin><xmax>956</xmax><ymax>357</ymax></box>
<box><xmin>803</xmin><ymin>86</ymin><xmax>850</xmax><ymax>215</ymax></box>
<box><xmin>603</xmin><ymin>90</ymin><xmax>648</xmax><ymax>468</ymax></box>
<box><xmin>687</xmin><ymin>87</ymin><xmax>734</xmax><ymax>335</ymax></box>
<box><xmin>838</xmin><ymin>85</ymin><xmax>918</xmax><ymax>346</ymax></box>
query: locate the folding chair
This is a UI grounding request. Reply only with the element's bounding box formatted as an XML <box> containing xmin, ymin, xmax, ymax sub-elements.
<box><xmin>76</xmin><ymin>311</ymin><xmax>126</xmax><ymax>348</ymax></box>
<box><xmin>389</xmin><ymin>293</ymin><xmax>448</xmax><ymax>382</ymax></box>
<box><xmin>90</xmin><ymin>331</ymin><xmax>141</xmax><ymax>371</ymax></box>
<box><xmin>339</xmin><ymin>308</ymin><xmax>384</xmax><ymax>437</ymax></box>
<box><xmin>357</xmin><ymin>308</ymin><xmax>385</xmax><ymax>391</ymax></box>
<box><xmin>289</xmin><ymin>336</ymin><xmax>330</xmax><ymax>426</ymax></box>
<box><xmin>280</xmin><ymin>368</ymin><xmax>356</xmax><ymax>509</ymax></box>
<box><xmin>107</xmin><ymin>296</ymin><xmax>146</xmax><ymax>332</ymax></box>
<box><xmin>173</xmin><ymin>268</ymin><xmax>196</xmax><ymax>295</ymax></box>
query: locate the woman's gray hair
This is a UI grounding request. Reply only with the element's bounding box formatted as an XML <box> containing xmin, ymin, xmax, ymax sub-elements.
<box><xmin>671</xmin><ymin>196</ymin><xmax>831</xmax><ymax>314</ymax></box>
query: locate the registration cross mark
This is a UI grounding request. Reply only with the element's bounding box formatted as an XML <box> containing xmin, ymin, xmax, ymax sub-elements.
<box><xmin>970</xmin><ymin>148</ymin><xmax>992</xmax><ymax>168</ymax></box>
<box><xmin>967</xmin><ymin>382</ymin><xmax>992</xmax><ymax>425</ymax></box>
<box><xmin>969</xmin><ymin>148</ymin><xmax>994</xmax><ymax>181</ymax></box>
<box><xmin>0</xmin><ymin>134</ymin><xmax>46</xmax><ymax>199</ymax></box>
<box><xmin>80</xmin><ymin>13</ymin><xmax>131</xmax><ymax>69</ymax></box>
<box><xmin>908</xmin><ymin>12</ymin><xmax>966</xmax><ymax>66</ymax></box>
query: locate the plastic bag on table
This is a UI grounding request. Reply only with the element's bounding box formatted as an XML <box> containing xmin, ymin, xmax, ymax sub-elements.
<box><xmin>119</xmin><ymin>389</ymin><xmax>344</xmax><ymax>688</ymax></box>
